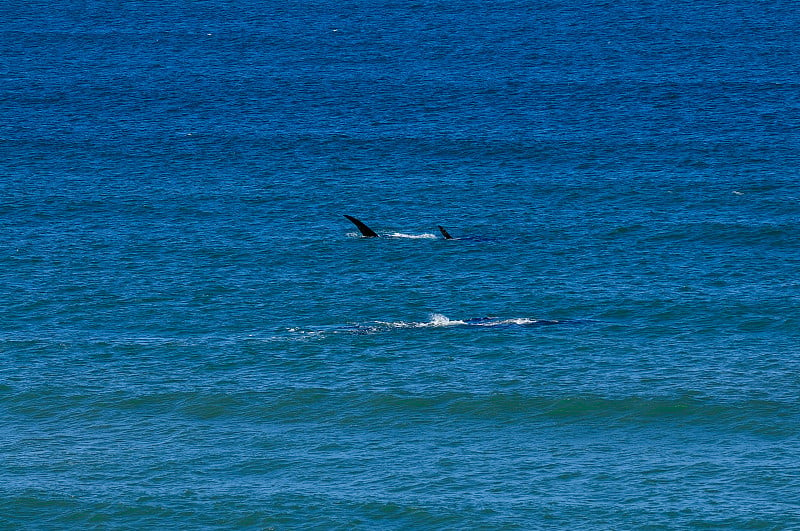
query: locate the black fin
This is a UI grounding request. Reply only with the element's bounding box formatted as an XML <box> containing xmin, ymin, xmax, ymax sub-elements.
<box><xmin>438</xmin><ymin>225</ymin><xmax>454</xmax><ymax>239</ymax></box>
<box><xmin>344</xmin><ymin>215</ymin><xmax>379</xmax><ymax>238</ymax></box>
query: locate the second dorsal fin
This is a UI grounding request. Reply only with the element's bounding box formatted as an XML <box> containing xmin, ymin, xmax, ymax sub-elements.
<box><xmin>438</xmin><ymin>225</ymin><xmax>454</xmax><ymax>239</ymax></box>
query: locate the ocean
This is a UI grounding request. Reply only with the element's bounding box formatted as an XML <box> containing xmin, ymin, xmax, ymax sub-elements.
<box><xmin>2</xmin><ymin>0</ymin><xmax>799</xmax><ymax>528</ymax></box>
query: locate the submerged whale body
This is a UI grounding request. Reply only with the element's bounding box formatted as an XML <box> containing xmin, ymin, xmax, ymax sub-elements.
<box><xmin>347</xmin><ymin>315</ymin><xmax>573</xmax><ymax>333</ymax></box>
<box><xmin>437</xmin><ymin>225</ymin><xmax>494</xmax><ymax>242</ymax></box>
<box><xmin>291</xmin><ymin>315</ymin><xmax>587</xmax><ymax>338</ymax></box>
<box><xmin>343</xmin><ymin>215</ymin><xmax>379</xmax><ymax>238</ymax></box>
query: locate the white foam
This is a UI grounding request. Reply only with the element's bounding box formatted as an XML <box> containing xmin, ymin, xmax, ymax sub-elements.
<box><xmin>423</xmin><ymin>313</ymin><xmax>466</xmax><ymax>327</ymax></box>
<box><xmin>371</xmin><ymin>314</ymin><xmax>465</xmax><ymax>329</ymax></box>
<box><xmin>374</xmin><ymin>320</ymin><xmax>412</xmax><ymax>329</ymax></box>
<box><xmin>289</xmin><ymin>314</ymin><xmax>563</xmax><ymax>338</ymax></box>
<box><xmin>494</xmin><ymin>318</ymin><xmax>540</xmax><ymax>326</ymax></box>
<box><xmin>385</xmin><ymin>232</ymin><xmax>438</xmax><ymax>239</ymax></box>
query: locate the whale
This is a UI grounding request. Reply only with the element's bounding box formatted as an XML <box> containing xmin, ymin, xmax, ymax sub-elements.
<box><xmin>343</xmin><ymin>215</ymin><xmax>379</xmax><ymax>238</ymax></box>
<box><xmin>344</xmin><ymin>215</ymin><xmax>464</xmax><ymax>240</ymax></box>
<box><xmin>302</xmin><ymin>314</ymin><xmax>581</xmax><ymax>336</ymax></box>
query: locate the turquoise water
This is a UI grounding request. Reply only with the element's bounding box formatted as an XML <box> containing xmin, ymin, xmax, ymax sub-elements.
<box><xmin>2</xmin><ymin>0</ymin><xmax>800</xmax><ymax>528</ymax></box>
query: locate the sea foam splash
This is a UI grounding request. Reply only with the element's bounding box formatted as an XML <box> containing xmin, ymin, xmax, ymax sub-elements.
<box><xmin>425</xmin><ymin>313</ymin><xmax>467</xmax><ymax>326</ymax></box>
<box><xmin>385</xmin><ymin>232</ymin><xmax>438</xmax><ymax>239</ymax></box>
<box><xmin>376</xmin><ymin>313</ymin><xmax>466</xmax><ymax>328</ymax></box>
<box><xmin>290</xmin><ymin>314</ymin><xmax>566</xmax><ymax>338</ymax></box>
<box><xmin>346</xmin><ymin>232</ymin><xmax>439</xmax><ymax>239</ymax></box>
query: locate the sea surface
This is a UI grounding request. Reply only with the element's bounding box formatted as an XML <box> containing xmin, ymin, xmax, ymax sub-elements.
<box><xmin>2</xmin><ymin>0</ymin><xmax>800</xmax><ymax>529</ymax></box>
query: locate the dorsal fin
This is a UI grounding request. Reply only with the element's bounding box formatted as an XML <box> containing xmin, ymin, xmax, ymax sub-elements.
<box><xmin>438</xmin><ymin>225</ymin><xmax>454</xmax><ymax>239</ymax></box>
<box><xmin>344</xmin><ymin>215</ymin><xmax>379</xmax><ymax>238</ymax></box>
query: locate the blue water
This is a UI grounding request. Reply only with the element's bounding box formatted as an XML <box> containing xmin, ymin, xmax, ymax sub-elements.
<box><xmin>2</xmin><ymin>0</ymin><xmax>800</xmax><ymax>528</ymax></box>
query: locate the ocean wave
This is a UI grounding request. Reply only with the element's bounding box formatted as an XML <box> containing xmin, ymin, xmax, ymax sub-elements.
<box><xmin>0</xmin><ymin>314</ymin><xmax>575</xmax><ymax>350</ymax></box>
<box><xmin>0</xmin><ymin>332</ymin><xmax>311</xmax><ymax>353</ymax></box>
<box><xmin>257</xmin><ymin>388</ymin><xmax>800</xmax><ymax>436</ymax></box>
<box><xmin>44</xmin><ymin>387</ymin><xmax>790</xmax><ymax>437</ymax></box>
